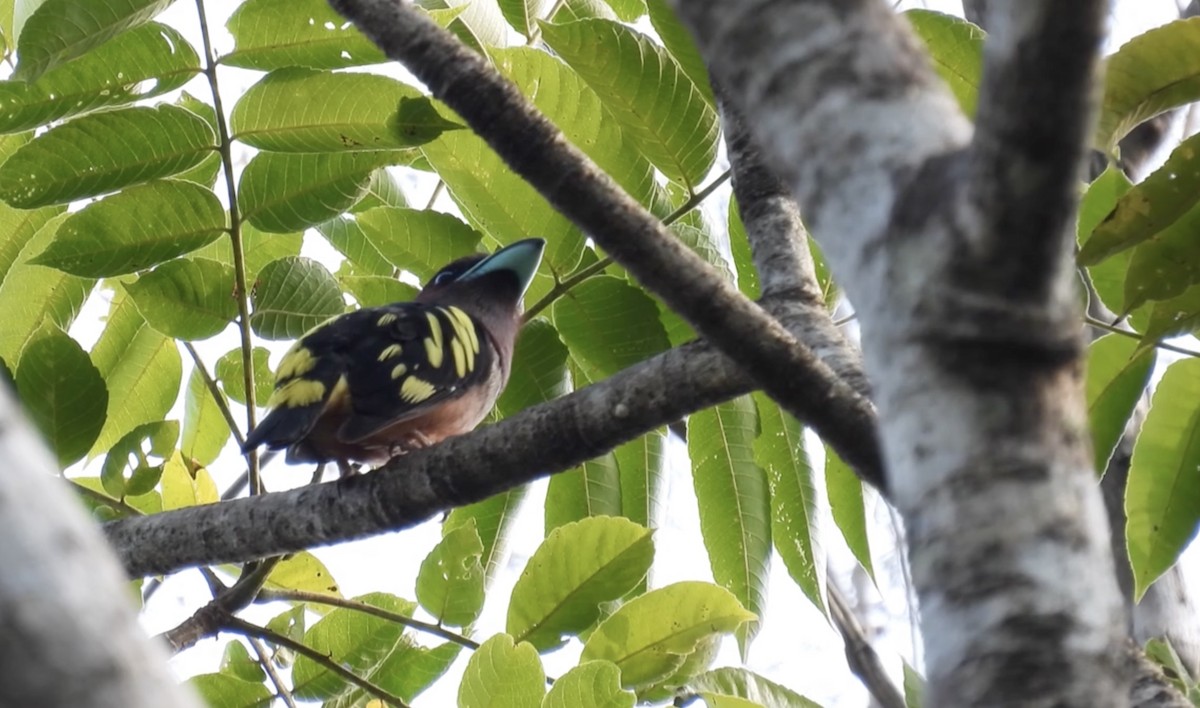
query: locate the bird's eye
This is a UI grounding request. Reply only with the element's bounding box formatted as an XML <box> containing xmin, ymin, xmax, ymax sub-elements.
<box><xmin>429</xmin><ymin>270</ymin><xmax>457</xmax><ymax>286</ymax></box>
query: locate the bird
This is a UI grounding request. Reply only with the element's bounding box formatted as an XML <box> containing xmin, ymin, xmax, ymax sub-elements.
<box><xmin>241</xmin><ymin>237</ymin><xmax>546</xmax><ymax>478</ymax></box>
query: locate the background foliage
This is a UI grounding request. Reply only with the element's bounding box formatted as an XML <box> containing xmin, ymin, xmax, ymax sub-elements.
<box><xmin>2</xmin><ymin>0</ymin><xmax>1200</xmax><ymax>706</ymax></box>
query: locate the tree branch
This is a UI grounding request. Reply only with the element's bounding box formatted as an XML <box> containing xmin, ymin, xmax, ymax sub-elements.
<box><xmin>326</xmin><ymin>0</ymin><xmax>883</xmax><ymax>490</ymax></box>
<box><xmin>109</xmin><ymin>305</ymin><xmax>879</xmax><ymax>576</ymax></box>
<box><xmin>0</xmin><ymin>389</ymin><xmax>203</xmax><ymax>708</ymax></box>
<box><xmin>674</xmin><ymin>0</ymin><xmax>1127</xmax><ymax>704</ymax></box>
<box><xmin>968</xmin><ymin>1</ymin><xmax>1107</xmax><ymax>300</ymax></box>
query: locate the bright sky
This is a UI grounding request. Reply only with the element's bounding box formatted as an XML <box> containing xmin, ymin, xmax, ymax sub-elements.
<box><xmin>55</xmin><ymin>1</ymin><xmax>1190</xmax><ymax>706</ymax></box>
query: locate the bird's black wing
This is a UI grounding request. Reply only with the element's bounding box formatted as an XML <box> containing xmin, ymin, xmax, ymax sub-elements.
<box><xmin>336</xmin><ymin>302</ymin><xmax>494</xmax><ymax>443</ymax></box>
<box><xmin>243</xmin><ymin>303</ymin><xmax>493</xmax><ymax>454</ymax></box>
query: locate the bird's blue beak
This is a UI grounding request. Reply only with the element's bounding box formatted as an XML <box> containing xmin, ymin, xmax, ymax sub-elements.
<box><xmin>459</xmin><ymin>238</ymin><xmax>545</xmax><ymax>300</ymax></box>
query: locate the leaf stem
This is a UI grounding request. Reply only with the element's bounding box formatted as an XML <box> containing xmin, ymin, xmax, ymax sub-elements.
<box><xmin>195</xmin><ymin>0</ymin><xmax>261</xmax><ymax>494</ymax></box>
<box><xmin>183</xmin><ymin>342</ymin><xmax>245</xmax><ymax>447</ymax></box>
<box><xmin>67</xmin><ymin>480</ymin><xmax>143</xmax><ymax>518</ymax></box>
<box><xmin>249</xmin><ymin>637</ymin><xmax>298</xmax><ymax>708</ymax></box>
<box><xmin>224</xmin><ymin>616</ymin><xmax>412</xmax><ymax>708</ymax></box>
<box><xmin>523</xmin><ymin>168</ymin><xmax>733</xmax><ymax>322</ymax></box>
<box><xmin>1083</xmin><ymin>315</ymin><xmax>1200</xmax><ymax>358</ymax></box>
<box><xmin>257</xmin><ymin>588</ymin><xmax>480</xmax><ymax>650</ymax></box>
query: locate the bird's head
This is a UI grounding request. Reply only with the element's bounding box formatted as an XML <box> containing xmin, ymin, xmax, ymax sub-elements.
<box><xmin>416</xmin><ymin>238</ymin><xmax>546</xmax><ymax>334</ymax></box>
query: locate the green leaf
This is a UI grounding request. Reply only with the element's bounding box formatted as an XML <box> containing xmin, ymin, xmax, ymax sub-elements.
<box><xmin>1126</xmin><ymin>358</ymin><xmax>1200</xmax><ymax>599</ymax></box>
<box><xmin>15</xmin><ymin>324</ymin><xmax>107</xmax><ymax>467</ymax></box>
<box><xmin>496</xmin><ymin>319</ymin><xmax>571</xmax><ymax>418</ymax></box>
<box><xmin>0</xmin><ymin>23</ymin><xmax>198</xmax><ymax>134</ymax></box>
<box><xmin>327</xmin><ymin>642</ymin><xmax>462</xmax><ymax>707</ymax></box>
<box><xmin>422</xmin><ymin>48</ymin><xmax>657</xmax><ymax>276</ymax></box>
<box><xmin>0</xmin><ymin>209</ymin><xmax>93</xmax><ymax>365</ymax></box>
<box><xmin>689</xmin><ymin>396</ymin><xmax>770</xmax><ymax>657</ymax></box>
<box><xmin>0</xmin><ymin>105</ymin><xmax>215</xmax><ymax>208</ymax></box>
<box><xmin>220</xmin><ymin>641</ymin><xmax>266</xmax><ymax>684</ymax></box>
<box><xmin>316</xmin><ymin>215</ymin><xmax>393</xmax><ymax>276</ymax></box>
<box><xmin>689</xmin><ymin>667</ymin><xmax>822</xmax><ymax>708</ymax></box>
<box><xmin>1096</xmin><ymin>17</ymin><xmax>1200</xmax><ymax>151</ymax></box>
<box><xmin>447</xmin><ymin>486</ymin><xmax>528</xmax><ymax>583</ymax></box>
<box><xmin>31</xmin><ymin>180</ymin><xmax>226</xmax><ymax>277</ymax></box>
<box><xmin>546</xmin><ymin>451</ymin><xmax>622</xmax><ymax>532</ymax></box>
<box><xmin>1079</xmin><ymin>132</ymin><xmax>1200</xmax><ymax>266</ymax></box>
<box><xmin>826</xmin><ymin>446</ymin><xmax>874</xmax><ymax>580</ymax></box>
<box><xmin>605</xmin><ymin>0</ymin><xmax>645</xmax><ymax>22</ymax></box>
<box><xmin>508</xmin><ymin>516</ymin><xmax>654</xmax><ymax>651</ymax></box>
<box><xmin>1078</xmin><ymin>166</ymin><xmax>1135</xmax><ymax>315</ymax></box>
<box><xmin>754</xmin><ymin>394</ymin><xmax>825</xmax><ymax>614</ymax></box>
<box><xmin>421</xmin><ymin>0</ymin><xmax>508</xmax><ymax>47</ymax></box>
<box><xmin>903</xmin><ymin>662</ymin><xmax>925</xmax><ymax>708</ymax></box>
<box><xmin>181</xmin><ymin>367</ymin><xmax>230</xmax><ymax>467</ymax></box>
<box><xmin>459</xmin><ymin>634</ymin><xmax>546</xmax><ymax>708</ymax></box>
<box><xmin>291</xmin><ymin>592</ymin><xmax>416</xmax><ymax>700</ymax></box>
<box><xmin>224</xmin><ymin>0</ymin><xmax>388</xmax><ymax>70</ymax></box>
<box><xmin>905</xmin><ymin>9</ymin><xmax>984</xmax><ymax>118</ymax></box>
<box><xmin>1123</xmin><ymin>206</ymin><xmax>1200</xmax><ymax>311</ymax></box>
<box><xmin>351</xmin><ymin>167</ymin><xmax>409</xmax><ymax>212</ymax></box>
<box><xmin>239</xmin><ymin>151</ymin><xmax>409</xmax><ymax>233</ymax></box>
<box><xmin>416</xmin><ymin>519</ymin><xmax>485</xmax><ymax>627</ymax></box>
<box><xmin>1141</xmin><ymin>284</ymin><xmax>1200</xmax><ymax>346</ymax></box>
<box><xmin>187</xmin><ymin>673</ymin><xmax>271</xmax><ymax>707</ymax></box>
<box><xmin>231</xmin><ymin>68</ymin><xmax>458</xmax><ymax>152</ymax></box>
<box><xmin>124</xmin><ymin>258</ymin><xmax>237</xmax><ymax>341</ymax></box>
<box><xmin>13</xmin><ymin>0</ymin><xmax>175</xmax><ymax>81</ymax></box>
<box><xmin>216</xmin><ymin>346</ymin><xmax>273</xmax><ymax>406</ymax></box>
<box><xmin>100</xmin><ymin>420</ymin><xmax>177</xmax><ymax>498</ymax></box>
<box><xmin>613</xmin><ymin>431</ymin><xmax>666</xmax><ymax>529</ymax></box>
<box><xmin>89</xmin><ymin>291</ymin><xmax>182</xmax><ymax>456</ymax></box>
<box><xmin>249</xmin><ymin>256</ymin><xmax>345</xmax><ymax>340</ymax></box>
<box><xmin>355</xmin><ymin>206</ymin><xmax>482</xmax><ymax>282</ymax></box>
<box><xmin>498</xmin><ymin>0</ymin><xmax>554</xmax><ymax>37</ymax></box>
<box><xmin>727</xmin><ymin>200</ymin><xmax>761</xmax><ymax>299</ymax></box>
<box><xmin>265</xmin><ymin>551</ymin><xmax>341</xmax><ymax>596</ymax></box>
<box><xmin>540</xmin><ymin>19</ymin><xmax>718</xmax><ymax>189</ymax></box>
<box><xmin>553</xmin><ymin>276</ymin><xmax>671</xmax><ymax>380</ymax></box>
<box><xmin>1086</xmin><ymin>334</ymin><xmax>1155</xmax><ymax>474</ymax></box>
<box><xmin>543</xmin><ymin>661</ymin><xmax>635</xmax><ymax>708</ymax></box>
<box><xmin>580</xmin><ymin>581</ymin><xmax>755</xmax><ymax>689</ymax></box>
<box><xmin>161</xmin><ymin>450</ymin><xmax>218</xmax><ymax>510</ymax></box>
<box><xmin>646</xmin><ymin>0</ymin><xmax>714</xmax><ymax>106</ymax></box>
<box><xmin>338</xmin><ymin>268</ymin><xmax>419</xmax><ymax>308</ymax></box>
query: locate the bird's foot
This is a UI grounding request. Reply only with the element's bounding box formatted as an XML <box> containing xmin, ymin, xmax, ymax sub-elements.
<box><xmin>336</xmin><ymin>460</ymin><xmax>361</xmax><ymax>477</ymax></box>
<box><xmin>309</xmin><ymin>463</ymin><xmax>327</xmax><ymax>485</ymax></box>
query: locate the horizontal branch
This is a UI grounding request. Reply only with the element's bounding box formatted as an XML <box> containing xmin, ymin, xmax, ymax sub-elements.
<box><xmin>108</xmin><ymin>298</ymin><xmax>882</xmax><ymax>576</ymax></box>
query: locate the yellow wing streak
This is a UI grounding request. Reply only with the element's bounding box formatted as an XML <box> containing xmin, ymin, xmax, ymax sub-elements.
<box><xmin>276</xmin><ymin>346</ymin><xmax>317</xmax><ymax>381</ymax></box>
<box><xmin>377</xmin><ymin>312</ymin><xmax>398</xmax><ymax>326</ymax></box>
<box><xmin>424</xmin><ymin>312</ymin><xmax>444</xmax><ymax>368</ymax></box>
<box><xmin>377</xmin><ymin>343</ymin><xmax>403</xmax><ymax>361</ymax></box>
<box><xmin>268</xmin><ymin>378</ymin><xmax>326</xmax><ymax>408</ymax></box>
<box><xmin>448</xmin><ymin>306</ymin><xmax>479</xmax><ymax>354</ymax></box>
<box><xmin>400</xmin><ymin>376</ymin><xmax>436</xmax><ymax>403</ymax></box>
<box><xmin>450</xmin><ymin>338</ymin><xmax>467</xmax><ymax>378</ymax></box>
<box><xmin>391</xmin><ymin>363</ymin><xmax>408</xmax><ymax>380</ymax></box>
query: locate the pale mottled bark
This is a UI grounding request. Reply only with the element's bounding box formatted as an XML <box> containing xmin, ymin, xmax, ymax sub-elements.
<box><xmin>0</xmin><ymin>389</ymin><xmax>202</xmax><ymax>708</ymax></box>
<box><xmin>674</xmin><ymin>0</ymin><xmax>1127</xmax><ymax>704</ymax></box>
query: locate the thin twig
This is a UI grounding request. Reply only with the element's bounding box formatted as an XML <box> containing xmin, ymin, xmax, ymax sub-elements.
<box><xmin>196</xmin><ymin>0</ymin><xmax>261</xmax><ymax>495</ymax></box>
<box><xmin>160</xmin><ymin>558</ymin><xmax>280</xmax><ymax>653</ymax></box>
<box><xmin>67</xmin><ymin>480</ymin><xmax>143</xmax><ymax>518</ymax></box>
<box><xmin>257</xmin><ymin>588</ymin><xmax>480</xmax><ymax>649</ymax></box>
<box><xmin>827</xmin><ymin>580</ymin><xmax>906</xmax><ymax>708</ymax></box>
<box><xmin>183</xmin><ymin>342</ymin><xmax>245</xmax><ymax>447</ymax></box>
<box><xmin>523</xmin><ymin>169</ymin><xmax>732</xmax><ymax>322</ymax></box>
<box><xmin>225</xmin><ymin>616</ymin><xmax>412</xmax><ymax>708</ymax></box>
<box><xmin>423</xmin><ymin>180</ymin><xmax>445</xmax><ymax>210</ymax></box>
<box><xmin>1084</xmin><ymin>316</ymin><xmax>1200</xmax><ymax>359</ymax></box>
<box><xmin>249</xmin><ymin>637</ymin><xmax>298</xmax><ymax>708</ymax></box>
